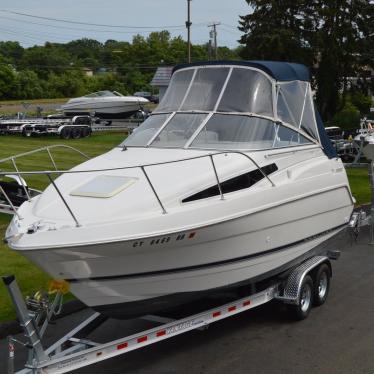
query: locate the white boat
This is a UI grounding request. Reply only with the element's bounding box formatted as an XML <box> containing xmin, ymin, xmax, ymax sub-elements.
<box><xmin>61</xmin><ymin>90</ymin><xmax>149</xmax><ymax>119</ymax></box>
<box><xmin>5</xmin><ymin>61</ymin><xmax>354</xmax><ymax>319</ymax></box>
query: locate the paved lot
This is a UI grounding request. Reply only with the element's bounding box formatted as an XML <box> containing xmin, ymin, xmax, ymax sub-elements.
<box><xmin>1</xmin><ymin>227</ymin><xmax>374</xmax><ymax>374</ymax></box>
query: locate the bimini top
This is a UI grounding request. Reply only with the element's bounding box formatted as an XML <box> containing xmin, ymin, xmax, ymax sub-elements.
<box><xmin>123</xmin><ymin>61</ymin><xmax>336</xmax><ymax>158</ymax></box>
<box><xmin>173</xmin><ymin>60</ymin><xmax>311</xmax><ymax>82</ymax></box>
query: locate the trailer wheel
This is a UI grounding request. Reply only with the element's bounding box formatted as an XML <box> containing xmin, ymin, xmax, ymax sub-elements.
<box><xmin>313</xmin><ymin>263</ymin><xmax>331</xmax><ymax>307</ymax></box>
<box><xmin>289</xmin><ymin>275</ymin><xmax>313</xmax><ymax>321</ymax></box>
<box><xmin>60</xmin><ymin>127</ymin><xmax>70</xmax><ymax>139</ymax></box>
<box><xmin>71</xmin><ymin>127</ymin><xmax>81</xmax><ymax>139</ymax></box>
<box><xmin>81</xmin><ymin>127</ymin><xmax>90</xmax><ymax>138</ymax></box>
<box><xmin>22</xmin><ymin>128</ymin><xmax>32</xmax><ymax>137</ymax></box>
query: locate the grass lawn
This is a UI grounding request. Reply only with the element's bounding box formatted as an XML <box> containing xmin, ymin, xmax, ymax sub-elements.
<box><xmin>0</xmin><ymin>134</ymin><xmax>371</xmax><ymax>322</ymax></box>
<box><xmin>346</xmin><ymin>167</ymin><xmax>371</xmax><ymax>206</ymax></box>
<box><xmin>0</xmin><ymin>98</ymin><xmax>68</xmax><ymax>106</ymax></box>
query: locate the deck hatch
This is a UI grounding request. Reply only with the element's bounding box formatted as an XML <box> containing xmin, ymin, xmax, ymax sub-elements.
<box><xmin>70</xmin><ymin>175</ymin><xmax>137</xmax><ymax>198</ymax></box>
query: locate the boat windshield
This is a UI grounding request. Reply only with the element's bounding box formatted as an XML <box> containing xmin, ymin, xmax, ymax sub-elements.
<box><xmin>121</xmin><ymin>113</ymin><xmax>312</xmax><ymax>150</ymax></box>
<box><xmin>155</xmin><ymin>66</ymin><xmax>273</xmax><ymax>115</ymax></box>
<box><xmin>83</xmin><ymin>91</ymin><xmax>122</xmax><ymax>98</ymax></box>
<box><xmin>120</xmin><ymin>64</ymin><xmax>319</xmax><ymax>150</ymax></box>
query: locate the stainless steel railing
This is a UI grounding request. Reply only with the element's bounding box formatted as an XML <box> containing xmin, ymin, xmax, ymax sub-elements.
<box><xmin>0</xmin><ymin>148</ymin><xmax>275</xmax><ymax>227</ymax></box>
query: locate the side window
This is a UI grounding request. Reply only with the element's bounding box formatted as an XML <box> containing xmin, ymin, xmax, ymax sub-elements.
<box><xmin>182</xmin><ymin>163</ymin><xmax>278</xmax><ymax>203</ymax></box>
<box><xmin>274</xmin><ymin>125</ymin><xmax>311</xmax><ymax>147</ymax></box>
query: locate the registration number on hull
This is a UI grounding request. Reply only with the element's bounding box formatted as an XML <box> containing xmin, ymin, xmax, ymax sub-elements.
<box><xmin>132</xmin><ymin>231</ymin><xmax>196</xmax><ymax>248</ymax></box>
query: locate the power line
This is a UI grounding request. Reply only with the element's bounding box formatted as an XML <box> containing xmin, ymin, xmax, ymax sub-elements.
<box><xmin>0</xmin><ymin>9</ymin><xmax>197</xmax><ymax>30</ymax></box>
<box><xmin>221</xmin><ymin>23</ymin><xmax>240</xmax><ymax>30</ymax></box>
<box><xmin>0</xmin><ymin>15</ymin><xmax>188</xmax><ymax>34</ymax></box>
<box><xmin>220</xmin><ymin>25</ymin><xmax>241</xmax><ymax>36</ymax></box>
<box><xmin>0</xmin><ymin>26</ymin><xmax>70</xmax><ymax>43</ymax></box>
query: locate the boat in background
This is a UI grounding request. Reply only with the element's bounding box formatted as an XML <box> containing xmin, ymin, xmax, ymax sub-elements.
<box><xmin>61</xmin><ymin>90</ymin><xmax>149</xmax><ymax>119</ymax></box>
<box><xmin>5</xmin><ymin>61</ymin><xmax>354</xmax><ymax>319</ymax></box>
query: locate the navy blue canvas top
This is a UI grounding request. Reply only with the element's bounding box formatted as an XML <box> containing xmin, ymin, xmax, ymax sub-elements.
<box><xmin>173</xmin><ymin>60</ymin><xmax>311</xmax><ymax>82</ymax></box>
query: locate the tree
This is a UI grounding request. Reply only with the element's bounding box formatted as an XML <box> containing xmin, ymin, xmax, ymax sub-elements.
<box><xmin>0</xmin><ymin>41</ymin><xmax>24</xmax><ymax>64</ymax></box>
<box><xmin>47</xmin><ymin>71</ymin><xmax>87</xmax><ymax>98</ymax></box>
<box><xmin>330</xmin><ymin>101</ymin><xmax>361</xmax><ymax>130</ymax></box>
<box><xmin>14</xmin><ymin>70</ymin><xmax>45</xmax><ymax>99</ymax></box>
<box><xmin>0</xmin><ymin>61</ymin><xmax>16</xmax><ymax>99</ymax></box>
<box><xmin>314</xmin><ymin>0</ymin><xmax>373</xmax><ymax>119</ymax></box>
<box><xmin>238</xmin><ymin>0</ymin><xmax>374</xmax><ymax>121</ymax></box>
<box><xmin>20</xmin><ymin>44</ymin><xmax>73</xmax><ymax>79</ymax></box>
<box><xmin>238</xmin><ymin>0</ymin><xmax>313</xmax><ymax>65</ymax></box>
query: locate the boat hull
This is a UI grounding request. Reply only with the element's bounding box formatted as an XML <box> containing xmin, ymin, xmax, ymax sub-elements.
<box><xmin>19</xmin><ymin>187</ymin><xmax>352</xmax><ymax>319</ymax></box>
<box><xmin>62</xmin><ymin>101</ymin><xmax>142</xmax><ymax>119</ymax></box>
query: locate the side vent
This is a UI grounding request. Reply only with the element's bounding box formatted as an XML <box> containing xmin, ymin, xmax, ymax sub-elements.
<box><xmin>182</xmin><ymin>163</ymin><xmax>278</xmax><ymax>203</ymax></box>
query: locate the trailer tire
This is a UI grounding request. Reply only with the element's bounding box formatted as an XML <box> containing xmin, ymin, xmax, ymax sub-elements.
<box><xmin>22</xmin><ymin>128</ymin><xmax>32</xmax><ymax>137</ymax></box>
<box><xmin>289</xmin><ymin>275</ymin><xmax>313</xmax><ymax>321</ymax></box>
<box><xmin>60</xmin><ymin>127</ymin><xmax>70</xmax><ymax>139</ymax></box>
<box><xmin>312</xmin><ymin>263</ymin><xmax>331</xmax><ymax>307</ymax></box>
<box><xmin>71</xmin><ymin>127</ymin><xmax>81</xmax><ymax>139</ymax></box>
<box><xmin>81</xmin><ymin>127</ymin><xmax>90</xmax><ymax>138</ymax></box>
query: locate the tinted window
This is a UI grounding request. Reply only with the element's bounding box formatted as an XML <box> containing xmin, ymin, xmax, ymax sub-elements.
<box><xmin>182</xmin><ymin>163</ymin><xmax>278</xmax><ymax>203</ymax></box>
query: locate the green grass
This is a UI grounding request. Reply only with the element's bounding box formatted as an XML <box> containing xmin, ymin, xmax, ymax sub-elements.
<box><xmin>0</xmin><ymin>98</ymin><xmax>68</xmax><ymax>105</ymax></box>
<box><xmin>346</xmin><ymin>167</ymin><xmax>371</xmax><ymax>206</ymax></box>
<box><xmin>0</xmin><ymin>132</ymin><xmax>127</xmax><ymax>322</ymax></box>
<box><xmin>0</xmin><ymin>134</ymin><xmax>371</xmax><ymax>322</ymax></box>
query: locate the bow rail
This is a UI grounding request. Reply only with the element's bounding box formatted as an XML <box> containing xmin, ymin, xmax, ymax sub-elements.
<box><xmin>0</xmin><ymin>149</ymin><xmax>275</xmax><ymax>227</ymax></box>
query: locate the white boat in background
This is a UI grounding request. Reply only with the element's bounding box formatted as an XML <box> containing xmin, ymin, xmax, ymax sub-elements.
<box><xmin>5</xmin><ymin>61</ymin><xmax>354</xmax><ymax>319</ymax></box>
<box><xmin>61</xmin><ymin>90</ymin><xmax>149</xmax><ymax>119</ymax></box>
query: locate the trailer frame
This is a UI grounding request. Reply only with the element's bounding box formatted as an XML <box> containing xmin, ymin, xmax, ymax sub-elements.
<box><xmin>3</xmin><ymin>253</ymin><xmax>338</xmax><ymax>374</ymax></box>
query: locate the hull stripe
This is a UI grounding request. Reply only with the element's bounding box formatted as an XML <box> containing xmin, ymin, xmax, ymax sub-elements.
<box><xmin>66</xmin><ymin>223</ymin><xmax>346</xmax><ymax>283</ymax></box>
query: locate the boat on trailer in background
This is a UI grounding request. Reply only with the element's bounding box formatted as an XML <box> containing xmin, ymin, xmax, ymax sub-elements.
<box><xmin>61</xmin><ymin>90</ymin><xmax>149</xmax><ymax>120</ymax></box>
<box><xmin>4</xmin><ymin>61</ymin><xmax>354</xmax><ymax>319</ymax></box>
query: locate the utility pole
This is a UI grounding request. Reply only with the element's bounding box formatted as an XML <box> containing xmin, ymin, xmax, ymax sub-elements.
<box><xmin>186</xmin><ymin>0</ymin><xmax>192</xmax><ymax>63</ymax></box>
<box><xmin>208</xmin><ymin>22</ymin><xmax>220</xmax><ymax>60</ymax></box>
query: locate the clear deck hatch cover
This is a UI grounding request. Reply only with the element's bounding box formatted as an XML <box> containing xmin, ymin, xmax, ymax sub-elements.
<box><xmin>70</xmin><ymin>175</ymin><xmax>137</xmax><ymax>198</ymax></box>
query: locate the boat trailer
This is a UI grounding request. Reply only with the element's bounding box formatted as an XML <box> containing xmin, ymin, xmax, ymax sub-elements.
<box><xmin>0</xmin><ymin>115</ymin><xmax>93</xmax><ymax>139</ymax></box>
<box><xmin>3</xmin><ymin>253</ymin><xmax>339</xmax><ymax>374</ymax></box>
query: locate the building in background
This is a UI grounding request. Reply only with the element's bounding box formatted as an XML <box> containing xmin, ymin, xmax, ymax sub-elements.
<box><xmin>150</xmin><ymin>66</ymin><xmax>173</xmax><ymax>100</ymax></box>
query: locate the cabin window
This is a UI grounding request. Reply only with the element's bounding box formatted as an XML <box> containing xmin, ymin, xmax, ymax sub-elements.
<box><xmin>182</xmin><ymin>163</ymin><xmax>278</xmax><ymax>203</ymax></box>
<box><xmin>218</xmin><ymin>68</ymin><xmax>273</xmax><ymax>117</ymax></box>
<box><xmin>277</xmin><ymin>81</ymin><xmax>319</xmax><ymax>140</ymax></box>
<box><xmin>151</xmin><ymin>113</ymin><xmax>207</xmax><ymax>148</ymax></box>
<box><xmin>190</xmin><ymin>114</ymin><xmax>311</xmax><ymax>150</ymax></box>
<box><xmin>122</xmin><ymin>113</ymin><xmax>171</xmax><ymax>146</ymax></box>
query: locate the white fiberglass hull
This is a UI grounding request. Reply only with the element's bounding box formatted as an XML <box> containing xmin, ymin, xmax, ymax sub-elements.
<box><xmin>16</xmin><ymin>185</ymin><xmax>352</xmax><ymax>318</ymax></box>
<box><xmin>61</xmin><ymin>98</ymin><xmax>147</xmax><ymax>119</ymax></box>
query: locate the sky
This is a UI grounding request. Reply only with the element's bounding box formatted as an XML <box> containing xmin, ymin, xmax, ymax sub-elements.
<box><xmin>0</xmin><ymin>0</ymin><xmax>250</xmax><ymax>48</ymax></box>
